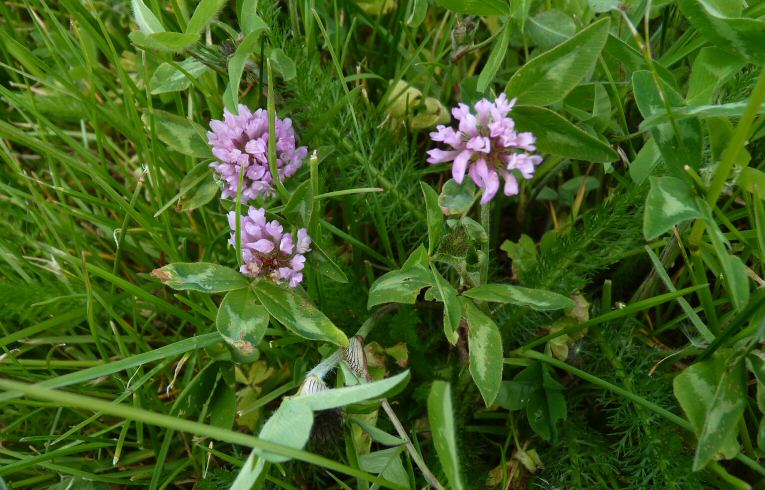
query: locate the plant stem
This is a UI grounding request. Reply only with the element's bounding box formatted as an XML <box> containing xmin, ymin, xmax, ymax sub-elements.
<box><xmin>480</xmin><ymin>202</ymin><xmax>490</xmax><ymax>285</ymax></box>
<box><xmin>381</xmin><ymin>399</ymin><xmax>444</xmax><ymax>490</ymax></box>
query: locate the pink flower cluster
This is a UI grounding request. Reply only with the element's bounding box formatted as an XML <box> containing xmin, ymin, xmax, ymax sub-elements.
<box><xmin>208</xmin><ymin>104</ymin><xmax>307</xmax><ymax>202</ymax></box>
<box><xmin>427</xmin><ymin>94</ymin><xmax>543</xmax><ymax>204</ymax></box>
<box><xmin>228</xmin><ymin>207</ymin><xmax>311</xmax><ymax>288</ymax></box>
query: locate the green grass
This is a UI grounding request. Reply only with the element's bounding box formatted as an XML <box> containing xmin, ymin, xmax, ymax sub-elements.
<box><xmin>3</xmin><ymin>0</ymin><xmax>765</xmax><ymax>488</ymax></box>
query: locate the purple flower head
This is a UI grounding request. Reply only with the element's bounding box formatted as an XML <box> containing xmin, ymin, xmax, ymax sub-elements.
<box><xmin>229</xmin><ymin>207</ymin><xmax>312</xmax><ymax>288</ymax></box>
<box><xmin>208</xmin><ymin>104</ymin><xmax>308</xmax><ymax>202</ymax></box>
<box><xmin>426</xmin><ymin>93</ymin><xmax>543</xmax><ymax>204</ymax></box>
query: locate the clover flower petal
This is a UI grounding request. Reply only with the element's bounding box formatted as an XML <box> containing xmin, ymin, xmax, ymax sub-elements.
<box><xmin>427</xmin><ymin>93</ymin><xmax>543</xmax><ymax>204</ymax></box>
<box><xmin>229</xmin><ymin>207</ymin><xmax>311</xmax><ymax>288</ymax></box>
<box><xmin>208</xmin><ymin>105</ymin><xmax>307</xmax><ymax>202</ymax></box>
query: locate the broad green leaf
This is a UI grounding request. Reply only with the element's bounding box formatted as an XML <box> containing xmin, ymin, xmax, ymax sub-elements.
<box><xmin>185</xmin><ymin>0</ymin><xmax>226</xmax><ymax>35</ymax></box>
<box><xmin>146</xmin><ymin>110</ymin><xmax>211</xmax><ymax>158</ymax></box>
<box><xmin>465</xmin><ymin>302</ymin><xmax>503</xmax><ymax>406</ymax></box>
<box><xmin>151</xmin><ymin>262</ymin><xmax>249</xmax><ymax>293</ymax></box>
<box><xmin>131</xmin><ymin>0</ymin><xmax>164</xmax><ymax>34</ymax></box>
<box><xmin>284</xmin><ymin>180</ymin><xmax>313</xmax><ymax>227</ymax></box>
<box><xmin>350</xmin><ymin>418</ymin><xmax>405</xmax><ymax>446</ymax></box>
<box><xmin>268</xmin><ymin>48</ymin><xmax>296</xmax><ymax>81</ymax></box>
<box><xmin>633</xmin><ymin>70</ymin><xmax>703</xmax><ymax>175</ymax></box>
<box><xmin>705</xmin><ymin>218</ymin><xmax>750</xmax><ymax>313</ymax></box>
<box><xmin>603</xmin><ymin>34</ymin><xmax>677</xmax><ymax>90</ymax></box>
<box><xmin>420</xmin><ymin>182</ymin><xmax>443</xmax><ymax>254</ymax></box>
<box><xmin>506</xmin><ymin>18</ymin><xmax>610</xmax><ymax>106</ymax></box>
<box><xmin>367</xmin><ymin>265</ymin><xmax>433</xmax><ymax>309</ymax></box>
<box><xmin>432</xmin><ymin>0</ymin><xmax>510</xmax><ymax>16</ymax></box>
<box><xmin>216</xmin><ymin>288</ymin><xmax>269</xmax><ymax>354</ymax></box>
<box><xmin>358</xmin><ymin>448</ymin><xmax>409</xmax><ymax>488</ymax></box>
<box><xmin>309</xmin><ymin>242</ymin><xmax>349</xmax><ymax>284</ymax></box>
<box><xmin>255</xmin><ymin>399</ymin><xmax>314</xmax><ymax>463</ymax></box>
<box><xmin>231</xmin><ymin>452</ymin><xmax>267</xmax><ymax>490</ymax></box>
<box><xmin>427</xmin><ymin>381</ymin><xmax>465</xmax><ymax>490</ymax></box>
<box><xmin>738</xmin><ymin>168</ymin><xmax>765</xmax><ymax>199</ymax></box>
<box><xmin>629</xmin><ymin>138</ymin><xmax>661</xmax><ymax>185</ymax></box>
<box><xmin>673</xmin><ymin>353</ymin><xmax>745</xmax><ymax>470</ymax></box>
<box><xmin>150</xmin><ymin>58</ymin><xmax>209</xmax><ymax>95</ymax></box>
<box><xmin>180</xmin><ymin>175</ymin><xmax>217</xmax><ymax>212</ymax></box>
<box><xmin>687</xmin><ymin>47</ymin><xmax>746</xmax><ymax>105</ymax></box>
<box><xmin>298</xmin><ymin>370</ymin><xmax>410</xmax><ymax>411</ymax></box>
<box><xmin>401</xmin><ymin>245</ymin><xmax>430</xmax><ymax>271</ymax></box>
<box><xmin>239</xmin><ymin>2</ymin><xmax>268</xmax><ymax>36</ymax></box>
<box><xmin>463</xmin><ymin>284</ymin><xmax>575</xmax><ymax>311</ymax></box>
<box><xmin>495</xmin><ymin>379</ymin><xmax>536</xmax><ymax>411</ymax></box>
<box><xmin>430</xmin><ymin>264</ymin><xmax>462</xmax><ymax>345</ymax></box>
<box><xmin>209</xmin><ymin>375</ymin><xmax>237</xmax><ymax>429</ymax></box>
<box><xmin>513</xmin><ymin>362</ymin><xmax>567</xmax><ymax>442</ymax></box>
<box><xmin>252</xmin><ymin>280</ymin><xmax>349</xmax><ymax>347</ymax></box>
<box><xmin>526</xmin><ymin>10</ymin><xmax>576</xmax><ymax>50</ymax></box>
<box><xmin>438</xmin><ymin>179</ymin><xmax>476</xmax><ymax>216</ymax></box>
<box><xmin>511</xmin><ymin>105</ymin><xmax>618</xmax><ymax>162</ymax></box>
<box><xmin>477</xmin><ymin>21</ymin><xmax>511</xmax><ymax>93</ymax></box>
<box><xmin>643</xmin><ymin>176</ymin><xmax>703</xmax><ymax>241</ymax></box>
<box><xmin>677</xmin><ymin>0</ymin><xmax>765</xmax><ymax>62</ymax></box>
<box><xmin>224</xmin><ymin>31</ymin><xmax>263</xmax><ymax>111</ymax></box>
<box><xmin>129</xmin><ymin>31</ymin><xmax>199</xmax><ymax>52</ymax></box>
<box><xmin>588</xmin><ymin>0</ymin><xmax>618</xmax><ymax>12</ymax></box>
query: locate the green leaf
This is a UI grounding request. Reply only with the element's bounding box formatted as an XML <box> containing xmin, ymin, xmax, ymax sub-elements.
<box><xmin>358</xmin><ymin>448</ymin><xmax>409</xmax><ymax>488</ymax></box>
<box><xmin>420</xmin><ymin>182</ymin><xmax>443</xmax><ymax>255</ymax></box>
<box><xmin>209</xmin><ymin>376</ymin><xmax>237</xmax><ymax>429</ymax></box>
<box><xmin>432</xmin><ymin>0</ymin><xmax>510</xmax><ymax>16</ymax></box>
<box><xmin>427</xmin><ymin>381</ymin><xmax>465</xmax><ymax>490</ymax></box>
<box><xmin>464</xmin><ymin>302</ymin><xmax>503</xmax><ymax>406</ymax></box>
<box><xmin>632</xmin><ymin>70</ymin><xmax>703</xmax><ymax>174</ymax></box>
<box><xmin>629</xmin><ymin>137</ymin><xmax>661</xmax><ymax>184</ymax></box>
<box><xmin>252</xmin><ymin>280</ymin><xmax>348</xmax><ymax>347</ymax></box>
<box><xmin>268</xmin><ymin>48</ymin><xmax>296</xmax><ymax>81</ymax></box>
<box><xmin>151</xmin><ymin>262</ymin><xmax>249</xmax><ymax>293</ymax></box>
<box><xmin>223</xmin><ymin>32</ymin><xmax>263</xmax><ymax>111</ymax></box>
<box><xmin>463</xmin><ymin>284</ymin><xmax>575</xmax><ymax>311</ymax></box>
<box><xmin>526</xmin><ymin>10</ymin><xmax>576</xmax><ymax>50</ymax></box>
<box><xmin>216</xmin><ymin>288</ymin><xmax>269</xmax><ymax>354</ymax></box>
<box><xmin>511</xmin><ymin>105</ymin><xmax>618</xmax><ymax>162</ymax></box>
<box><xmin>131</xmin><ymin>0</ymin><xmax>164</xmax><ymax>34</ymax></box>
<box><xmin>506</xmin><ymin>18</ymin><xmax>610</xmax><ymax>106</ymax></box>
<box><xmin>687</xmin><ymin>47</ymin><xmax>746</xmax><ymax>105</ymax></box>
<box><xmin>673</xmin><ymin>353</ymin><xmax>745</xmax><ymax>470</ymax></box>
<box><xmin>588</xmin><ymin>0</ymin><xmax>618</xmax><ymax>13</ymax></box>
<box><xmin>129</xmin><ymin>31</ymin><xmax>199</xmax><ymax>52</ymax></box>
<box><xmin>309</xmin><ymin>242</ymin><xmax>349</xmax><ymax>284</ymax></box>
<box><xmin>150</xmin><ymin>58</ymin><xmax>209</xmax><ymax>95</ymax></box>
<box><xmin>185</xmin><ymin>0</ymin><xmax>226</xmax><ymax>35</ymax></box>
<box><xmin>180</xmin><ymin>175</ymin><xmax>217</xmax><ymax>212</ymax></box>
<box><xmin>350</xmin><ymin>418</ymin><xmax>405</xmax><ymax>446</ymax></box>
<box><xmin>255</xmin><ymin>399</ymin><xmax>314</xmax><ymax>463</ymax></box>
<box><xmin>298</xmin><ymin>370</ymin><xmax>410</xmax><ymax>411</ymax></box>
<box><xmin>239</xmin><ymin>2</ymin><xmax>268</xmax><ymax>36</ymax></box>
<box><xmin>429</xmin><ymin>264</ymin><xmax>462</xmax><ymax>345</ymax></box>
<box><xmin>705</xmin><ymin>218</ymin><xmax>750</xmax><ymax>313</ymax></box>
<box><xmin>738</xmin><ymin>168</ymin><xmax>765</xmax><ymax>199</ymax></box>
<box><xmin>284</xmin><ymin>180</ymin><xmax>314</xmax><ymax>227</ymax></box>
<box><xmin>438</xmin><ymin>179</ymin><xmax>476</xmax><ymax>216</ymax></box>
<box><xmin>231</xmin><ymin>452</ymin><xmax>267</xmax><ymax>490</ymax></box>
<box><xmin>643</xmin><ymin>176</ymin><xmax>703</xmax><ymax>240</ymax></box>
<box><xmin>146</xmin><ymin>110</ymin><xmax>211</xmax><ymax>158</ymax></box>
<box><xmin>513</xmin><ymin>362</ymin><xmax>566</xmax><ymax>442</ymax></box>
<box><xmin>677</xmin><ymin>0</ymin><xmax>765</xmax><ymax>62</ymax></box>
<box><xmin>477</xmin><ymin>22</ymin><xmax>511</xmax><ymax>93</ymax></box>
<box><xmin>367</xmin><ymin>265</ymin><xmax>433</xmax><ymax>309</ymax></box>
<box><xmin>406</xmin><ymin>0</ymin><xmax>428</xmax><ymax>27</ymax></box>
